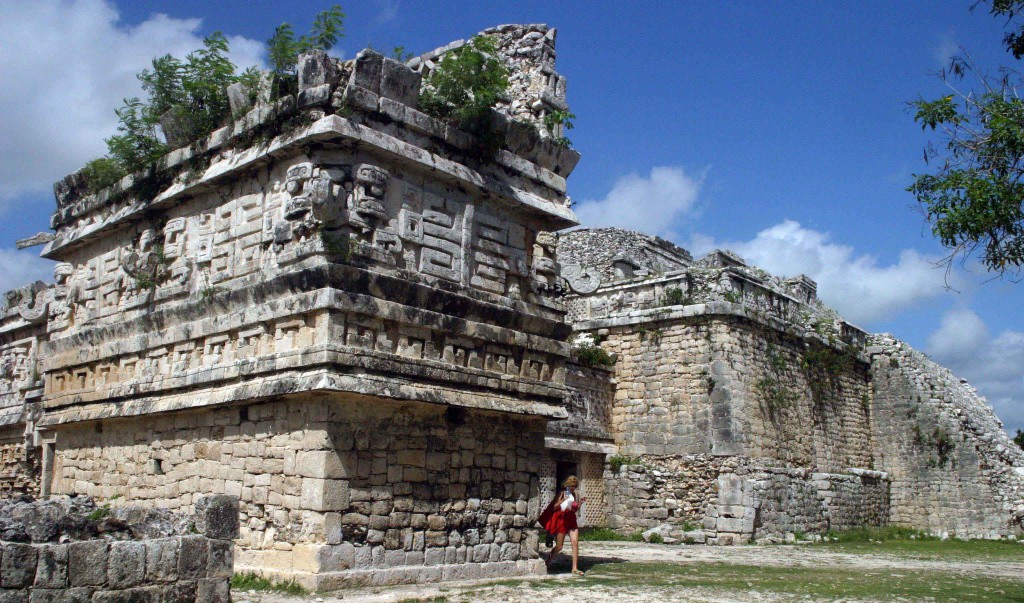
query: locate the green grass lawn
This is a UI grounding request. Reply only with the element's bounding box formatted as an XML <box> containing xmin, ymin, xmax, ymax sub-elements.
<box><xmin>467</xmin><ymin>560</ymin><xmax>1024</xmax><ymax>602</ymax></box>
<box><xmin>818</xmin><ymin>537</ymin><xmax>1024</xmax><ymax>561</ymax></box>
<box><xmin>809</xmin><ymin>527</ymin><xmax>1024</xmax><ymax>562</ymax></box>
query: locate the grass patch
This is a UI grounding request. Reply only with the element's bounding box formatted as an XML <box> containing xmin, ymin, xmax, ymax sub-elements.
<box><xmin>577</xmin><ymin>528</ymin><xmax>646</xmax><ymax>542</ymax></box>
<box><xmin>824</xmin><ymin>525</ymin><xmax>935</xmax><ymax>543</ymax></box>
<box><xmin>491</xmin><ymin>561</ymin><xmax>1024</xmax><ymax>601</ymax></box>
<box><xmin>230</xmin><ymin>572</ymin><xmax>308</xmax><ymax>595</ymax></box>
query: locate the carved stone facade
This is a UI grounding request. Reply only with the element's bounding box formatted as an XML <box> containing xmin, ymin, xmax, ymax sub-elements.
<box><xmin>0</xmin><ymin>20</ymin><xmax>1021</xmax><ymax>592</ymax></box>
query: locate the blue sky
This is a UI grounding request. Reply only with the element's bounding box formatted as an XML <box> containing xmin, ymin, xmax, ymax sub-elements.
<box><xmin>1</xmin><ymin>1</ymin><xmax>1022</xmax><ymax>433</ymax></box>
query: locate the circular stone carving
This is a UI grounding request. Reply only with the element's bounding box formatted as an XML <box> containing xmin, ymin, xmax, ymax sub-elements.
<box><xmin>561</xmin><ymin>263</ymin><xmax>602</xmax><ymax>294</ymax></box>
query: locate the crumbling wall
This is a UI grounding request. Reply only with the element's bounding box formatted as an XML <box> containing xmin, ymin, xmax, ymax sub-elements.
<box><xmin>869</xmin><ymin>334</ymin><xmax>1024</xmax><ymax>538</ymax></box>
<box><xmin>0</xmin><ymin>494</ymin><xmax>236</xmax><ymax>601</ymax></box>
<box><xmin>53</xmin><ymin>398</ymin><xmax>547</xmax><ymax>590</ymax></box>
<box><xmin>605</xmin><ymin>455</ymin><xmax>889</xmax><ymax>544</ymax></box>
<box><xmin>558</xmin><ymin>227</ymin><xmax>693</xmax><ymax>286</ymax></box>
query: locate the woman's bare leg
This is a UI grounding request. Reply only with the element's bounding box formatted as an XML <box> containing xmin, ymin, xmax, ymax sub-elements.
<box><xmin>569</xmin><ymin>529</ymin><xmax>580</xmax><ymax>573</ymax></box>
<box><xmin>547</xmin><ymin>532</ymin><xmax>565</xmax><ymax>564</ymax></box>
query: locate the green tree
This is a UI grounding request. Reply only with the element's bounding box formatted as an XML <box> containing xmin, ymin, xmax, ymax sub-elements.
<box><xmin>910</xmin><ymin>1</ymin><xmax>1024</xmax><ymax>279</ymax></box>
<box><xmin>419</xmin><ymin>36</ymin><xmax>509</xmax><ymax>156</ymax></box>
<box><xmin>267</xmin><ymin>5</ymin><xmax>345</xmax><ymax>98</ymax></box>
<box><xmin>1014</xmin><ymin>428</ymin><xmax>1024</xmax><ymax>450</ymax></box>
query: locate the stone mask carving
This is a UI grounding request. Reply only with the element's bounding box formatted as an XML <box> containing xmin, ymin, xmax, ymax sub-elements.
<box><xmin>352</xmin><ymin>165</ymin><xmax>389</xmax><ymax>225</ymax></box>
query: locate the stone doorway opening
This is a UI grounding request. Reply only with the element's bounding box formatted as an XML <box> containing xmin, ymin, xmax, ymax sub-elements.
<box><xmin>556</xmin><ymin>460</ymin><xmax>579</xmax><ymax>490</ymax></box>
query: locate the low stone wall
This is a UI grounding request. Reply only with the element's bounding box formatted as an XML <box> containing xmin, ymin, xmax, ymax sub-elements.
<box><xmin>605</xmin><ymin>455</ymin><xmax>889</xmax><ymax>544</ymax></box>
<box><xmin>0</xmin><ymin>494</ymin><xmax>237</xmax><ymax>601</ymax></box>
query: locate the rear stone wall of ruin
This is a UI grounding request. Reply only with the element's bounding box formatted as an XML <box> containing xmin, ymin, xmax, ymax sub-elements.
<box><xmin>52</xmin><ymin>397</ymin><xmax>546</xmax><ymax>589</ymax></box>
<box><xmin>869</xmin><ymin>334</ymin><xmax>1024</xmax><ymax>538</ymax></box>
<box><xmin>579</xmin><ymin>313</ymin><xmax>886</xmax><ymax>543</ymax></box>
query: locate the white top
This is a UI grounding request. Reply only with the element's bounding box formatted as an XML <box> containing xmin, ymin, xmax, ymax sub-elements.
<box><xmin>559</xmin><ymin>491</ymin><xmax>575</xmax><ymax>512</ymax></box>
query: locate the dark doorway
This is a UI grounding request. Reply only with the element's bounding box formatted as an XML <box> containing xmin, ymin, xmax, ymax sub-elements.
<box><xmin>555</xmin><ymin>459</ymin><xmax>578</xmax><ymax>492</ymax></box>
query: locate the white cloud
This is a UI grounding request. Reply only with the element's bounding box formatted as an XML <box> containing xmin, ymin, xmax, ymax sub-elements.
<box><xmin>573</xmin><ymin>166</ymin><xmax>705</xmax><ymax>237</ymax></box>
<box><xmin>374</xmin><ymin>0</ymin><xmax>400</xmax><ymax>24</ymax></box>
<box><xmin>0</xmin><ymin>0</ymin><xmax>264</xmax><ymax>203</ymax></box>
<box><xmin>0</xmin><ymin>249</ymin><xmax>56</xmax><ymax>295</ymax></box>
<box><xmin>698</xmin><ymin>220</ymin><xmax>951</xmax><ymax>325</ymax></box>
<box><xmin>928</xmin><ymin>308</ymin><xmax>1024</xmax><ymax>434</ymax></box>
<box><xmin>934</xmin><ymin>32</ymin><xmax>959</xmax><ymax>68</ymax></box>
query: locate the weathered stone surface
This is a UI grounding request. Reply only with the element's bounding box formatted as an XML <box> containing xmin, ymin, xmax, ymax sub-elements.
<box><xmin>176</xmin><ymin>536</ymin><xmax>208</xmax><ymax>581</ymax></box>
<box><xmin>1</xmin><ymin>544</ymin><xmax>37</xmax><ymax>588</ymax></box>
<box><xmin>107</xmin><ymin>541</ymin><xmax>145</xmax><ymax>588</ymax></box>
<box><xmin>67</xmin><ymin>541</ymin><xmax>106</xmax><ymax>587</ymax></box>
<box><xmin>297</xmin><ymin>50</ymin><xmax>338</xmax><ymax>91</ymax></box>
<box><xmin>194</xmin><ymin>495</ymin><xmax>239</xmax><ymax>540</ymax></box>
<box><xmin>32</xmin><ymin>545</ymin><xmax>66</xmax><ymax>589</ymax></box>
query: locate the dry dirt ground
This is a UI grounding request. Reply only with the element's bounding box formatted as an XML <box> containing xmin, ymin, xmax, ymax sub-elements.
<box><xmin>233</xmin><ymin>541</ymin><xmax>1024</xmax><ymax>603</ymax></box>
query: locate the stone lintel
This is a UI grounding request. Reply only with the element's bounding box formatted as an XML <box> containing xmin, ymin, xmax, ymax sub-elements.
<box><xmin>543</xmin><ymin>435</ymin><xmax>616</xmax><ymax>455</ymax></box>
<box><xmin>37</xmin><ymin>369</ymin><xmax>568</xmax><ymax>427</ymax></box>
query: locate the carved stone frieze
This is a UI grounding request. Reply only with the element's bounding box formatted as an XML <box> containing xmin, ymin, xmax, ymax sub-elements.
<box><xmin>561</xmin><ymin>262</ymin><xmax>601</xmax><ymax>295</ymax></box>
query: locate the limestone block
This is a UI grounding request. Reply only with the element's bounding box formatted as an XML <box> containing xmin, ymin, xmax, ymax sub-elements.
<box><xmin>68</xmin><ymin>541</ymin><xmax>107</xmax><ymax>586</ymax></box>
<box><xmin>351</xmin><ymin>49</ymin><xmax>383</xmax><ymax>93</ymax></box>
<box><xmin>380</xmin><ymin>58</ymin><xmax>421</xmax><ymax>106</ymax></box>
<box><xmin>207</xmin><ymin>539</ymin><xmax>234</xmax><ymax>578</ymax></box>
<box><xmin>163</xmin><ymin>580</ymin><xmax>197</xmax><ymax>603</ymax></box>
<box><xmin>108</xmin><ymin>541</ymin><xmax>146</xmax><ymax>588</ymax></box>
<box><xmin>145</xmin><ymin>538</ymin><xmax>179</xmax><ymax>582</ymax></box>
<box><xmin>297</xmin><ymin>450</ymin><xmax>354</xmax><ymax>479</ymax></box>
<box><xmin>195</xmin><ymin>495</ymin><xmax>240</xmax><ymax>540</ymax></box>
<box><xmin>301</xmin><ymin>478</ymin><xmax>351</xmax><ymax>511</ymax></box>
<box><xmin>318</xmin><ymin>542</ymin><xmax>355</xmax><ymax>571</ymax></box>
<box><xmin>1</xmin><ymin>544</ymin><xmax>37</xmax><ymax>588</ymax></box>
<box><xmin>226</xmin><ymin>82</ymin><xmax>252</xmax><ymax>117</ymax></box>
<box><xmin>298</xmin><ymin>50</ymin><xmax>338</xmax><ymax>91</ymax></box>
<box><xmin>177</xmin><ymin>536</ymin><xmax>209</xmax><ymax>580</ymax></box>
<box><xmin>197</xmin><ymin>578</ymin><xmax>231</xmax><ymax>603</ymax></box>
<box><xmin>29</xmin><ymin>588</ymin><xmax>92</xmax><ymax>603</ymax></box>
<box><xmin>298</xmin><ymin>84</ymin><xmax>332</xmax><ymax>109</ymax></box>
<box><xmin>33</xmin><ymin>544</ymin><xmax>67</xmax><ymax>588</ymax></box>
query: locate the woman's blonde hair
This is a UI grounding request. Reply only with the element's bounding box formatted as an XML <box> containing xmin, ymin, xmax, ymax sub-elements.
<box><xmin>562</xmin><ymin>475</ymin><xmax>579</xmax><ymax>489</ymax></box>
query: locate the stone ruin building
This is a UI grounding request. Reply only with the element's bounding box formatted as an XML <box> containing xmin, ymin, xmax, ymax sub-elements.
<box><xmin>0</xmin><ymin>23</ymin><xmax>1020</xmax><ymax>589</ymax></box>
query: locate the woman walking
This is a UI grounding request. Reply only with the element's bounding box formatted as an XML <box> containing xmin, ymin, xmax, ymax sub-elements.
<box><xmin>539</xmin><ymin>475</ymin><xmax>586</xmax><ymax>575</ymax></box>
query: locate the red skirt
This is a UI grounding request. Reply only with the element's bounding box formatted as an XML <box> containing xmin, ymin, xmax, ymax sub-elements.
<box><xmin>539</xmin><ymin>501</ymin><xmax>579</xmax><ymax>534</ymax></box>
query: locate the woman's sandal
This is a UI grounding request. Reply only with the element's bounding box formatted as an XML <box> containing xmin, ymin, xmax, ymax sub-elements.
<box><xmin>572</xmin><ymin>569</ymin><xmax>585</xmax><ymax>576</ymax></box>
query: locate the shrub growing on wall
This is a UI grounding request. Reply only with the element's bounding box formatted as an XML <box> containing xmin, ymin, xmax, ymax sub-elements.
<box><xmin>419</xmin><ymin>35</ymin><xmax>510</xmax><ymax>157</ymax></box>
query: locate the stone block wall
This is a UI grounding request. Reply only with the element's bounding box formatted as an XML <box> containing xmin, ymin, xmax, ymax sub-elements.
<box><xmin>0</xmin><ymin>494</ymin><xmax>236</xmax><ymax>601</ymax></box>
<box><xmin>605</xmin><ymin>455</ymin><xmax>889</xmax><ymax>544</ymax></box>
<box><xmin>51</xmin><ymin>397</ymin><xmax>547</xmax><ymax>589</ymax></box>
<box><xmin>869</xmin><ymin>334</ymin><xmax>1024</xmax><ymax>538</ymax></box>
<box><xmin>593</xmin><ymin>315</ymin><xmax>872</xmax><ymax>470</ymax></box>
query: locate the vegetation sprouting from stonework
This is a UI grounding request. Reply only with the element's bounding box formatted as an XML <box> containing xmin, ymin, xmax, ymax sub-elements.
<box><xmin>543</xmin><ymin>109</ymin><xmax>577</xmax><ymax>148</ymax></box>
<box><xmin>231</xmin><ymin>572</ymin><xmax>308</xmax><ymax>596</ymax></box>
<box><xmin>266</xmin><ymin>5</ymin><xmax>346</xmax><ymax>99</ymax></box>
<box><xmin>571</xmin><ymin>333</ymin><xmax>615</xmax><ymax>368</ymax></box>
<box><xmin>660</xmin><ymin>286</ymin><xmax>687</xmax><ymax>306</ymax></box>
<box><xmin>82</xmin><ymin>6</ymin><xmax>346</xmax><ymax>193</ymax></box>
<box><xmin>419</xmin><ymin>35</ymin><xmax>510</xmax><ymax>158</ymax></box>
<box><xmin>801</xmin><ymin>345</ymin><xmax>857</xmax><ymax>409</ymax></box>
